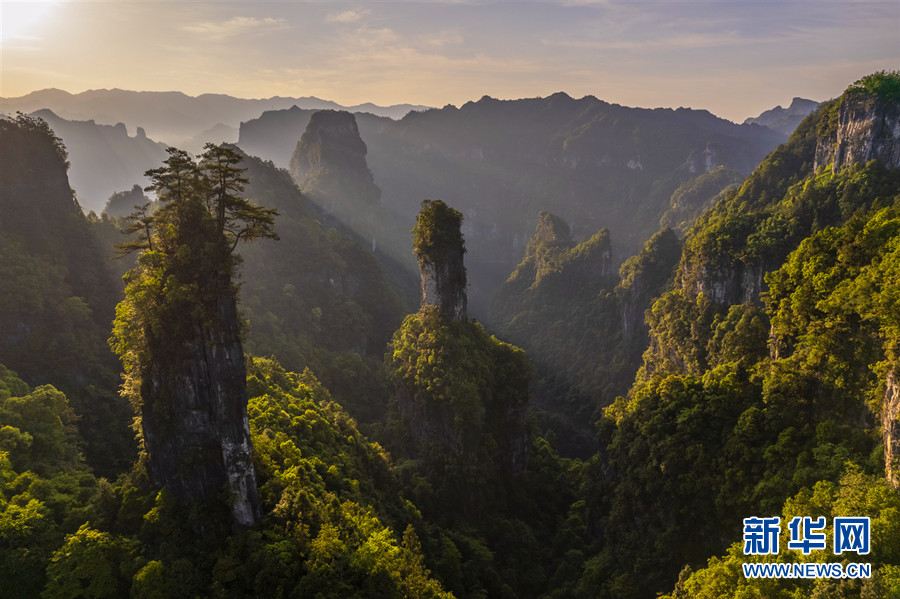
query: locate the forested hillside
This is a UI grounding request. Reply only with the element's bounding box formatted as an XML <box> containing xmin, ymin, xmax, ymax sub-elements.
<box><xmin>579</xmin><ymin>71</ymin><xmax>900</xmax><ymax>598</ymax></box>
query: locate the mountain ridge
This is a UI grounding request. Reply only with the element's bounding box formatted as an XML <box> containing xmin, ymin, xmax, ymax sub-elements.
<box><xmin>0</xmin><ymin>87</ymin><xmax>431</xmax><ymax>147</ymax></box>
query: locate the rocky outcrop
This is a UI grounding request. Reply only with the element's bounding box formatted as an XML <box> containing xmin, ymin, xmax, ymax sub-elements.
<box><xmin>288</xmin><ymin>110</ymin><xmax>383</xmax><ymax>245</ymax></box>
<box><xmin>27</xmin><ymin>109</ymin><xmax>168</xmax><ymax>213</ymax></box>
<box><xmin>885</xmin><ymin>368</ymin><xmax>900</xmax><ymax>488</ymax></box>
<box><xmin>142</xmin><ymin>293</ymin><xmax>261</xmax><ymax>527</ymax></box>
<box><xmin>413</xmin><ymin>200</ymin><xmax>468</xmax><ymax>322</ymax></box>
<box><xmin>815</xmin><ymin>93</ymin><xmax>900</xmax><ymax>172</ymax></box>
<box><xmin>687</xmin><ymin>142</ymin><xmax>724</xmax><ymax>174</ymax></box>
<box><xmin>617</xmin><ymin>228</ymin><xmax>682</xmax><ymax>341</ymax></box>
<box><xmin>681</xmin><ymin>261</ymin><xmax>766</xmax><ymax>308</ymax></box>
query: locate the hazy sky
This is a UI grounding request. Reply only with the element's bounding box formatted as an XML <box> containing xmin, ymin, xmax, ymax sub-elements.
<box><xmin>2</xmin><ymin>0</ymin><xmax>898</xmax><ymax>122</ymax></box>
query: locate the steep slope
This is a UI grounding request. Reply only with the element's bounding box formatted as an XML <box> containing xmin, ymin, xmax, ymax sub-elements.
<box><xmin>0</xmin><ymin>114</ymin><xmax>132</xmax><ymax>475</ymax></box>
<box><xmin>384</xmin><ymin>201</ymin><xmax>585</xmax><ymax>599</ymax></box>
<box><xmin>489</xmin><ymin>214</ymin><xmax>681</xmax><ymax>456</ymax></box>
<box><xmin>580</xmin><ymin>71</ymin><xmax>900</xmax><ymax>599</ymax></box>
<box><xmin>289</xmin><ymin>110</ymin><xmax>382</xmax><ymax>238</ymax></box>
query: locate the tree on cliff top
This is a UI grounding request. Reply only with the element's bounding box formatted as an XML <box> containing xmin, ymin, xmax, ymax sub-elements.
<box><xmin>412</xmin><ymin>199</ymin><xmax>466</xmax><ymax>266</ymax></box>
<box><xmin>113</xmin><ymin>145</ymin><xmax>278</xmax><ymax>369</ymax></box>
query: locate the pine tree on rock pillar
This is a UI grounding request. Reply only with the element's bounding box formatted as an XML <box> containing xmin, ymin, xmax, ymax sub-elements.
<box><xmin>111</xmin><ymin>144</ymin><xmax>278</xmax><ymax>528</ymax></box>
<box><xmin>412</xmin><ymin>199</ymin><xmax>468</xmax><ymax>322</ymax></box>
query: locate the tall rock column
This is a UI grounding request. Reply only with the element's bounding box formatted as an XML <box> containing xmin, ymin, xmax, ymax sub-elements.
<box><xmin>113</xmin><ymin>145</ymin><xmax>276</xmax><ymax>529</ymax></box>
<box><xmin>141</xmin><ymin>292</ymin><xmax>261</xmax><ymax>527</ymax></box>
<box><xmin>412</xmin><ymin>199</ymin><xmax>468</xmax><ymax>321</ymax></box>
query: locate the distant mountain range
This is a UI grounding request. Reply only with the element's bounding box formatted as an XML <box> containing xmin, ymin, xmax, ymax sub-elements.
<box><xmin>238</xmin><ymin>93</ymin><xmax>787</xmax><ymax>315</ymax></box>
<box><xmin>743</xmin><ymin>97</ymin><xmax>820</xmax><ymax>136</ymax></box>
<box><xmin>0</xmin><ymin>88</ymin><xmax>430</xmax><ymax>149</ymax></box>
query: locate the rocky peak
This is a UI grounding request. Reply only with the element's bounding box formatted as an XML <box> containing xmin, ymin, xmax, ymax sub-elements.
<box><xmin>744</xmin><ymin>97</ymin><xmax>819</xmax><ymax>136</ymax></box>
<box><xmin>290</xmin><ymin>109</ymin><xmax>377</xmax><ymax>192</ymax></box>
<box><xmin>530</xmin><ymin>210</ymin><xmax>572</xmax><ymax>247</ymax></box>
<box><xmin>142</xmin><ymin>293</ymin><xmax>261</xmax><ymax>528</ymax></box>
<box><xmin>412</xmin><ymin>200</ymin><xmax>467</xmax><ymax>322</ymax></box>
<box><xmin>289</xmin><ymin>110</ymin><xmax>380</xmax><ymax>235</ymax></box>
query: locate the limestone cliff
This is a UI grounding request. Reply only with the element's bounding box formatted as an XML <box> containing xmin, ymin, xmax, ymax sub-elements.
<box><xmin>390</xmin><ymin>200</ymin><xmax>529</xmax><ymax>472</ymax></box>
<box><xmin>141</xmin><ymin>293</ymin><xmax>261</xmax><ymax>527</ymax></box>
<box><xmin>679</xmin><ymin>79</ymin><xmax>899</xmax><ymax>311</ymax></box>
<box><xmin>113</xmin><ymin>145</ymin><xmax>275</xmax><ymax>529</ymax></box>
<box><xmin>815</xmin><ymin>89</ymin><xmax>900</xmax><ymax>172</ymax></box>
<box><xmin>885</xmin><ymin>368</ymin><xmax>900</xmax><ymax>489</ymax></box>
<box><xmin>617</xmin><ymin>228</ymin><xmax>682</xmax><ymax>342</ymax></box>
<box><xmin>686</xmin><ymin>142</ymin><xmax>724</xmax><ymax>174</ymax></box>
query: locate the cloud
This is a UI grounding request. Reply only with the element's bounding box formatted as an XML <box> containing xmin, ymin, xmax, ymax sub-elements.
<box><xmin>182</xmin><ymin>16</ymin><xmax>288</xmax><ymax>41</ymax></box>
<box><xmin>542</xmin><ymin>30</ymin><xmax>766</xmax><ymax>51</ymax></box>
<box><xmin>326</xmin><ymin>9</ymin><xmax>369</xmax><ymax>24</ymax></box>
<box><xmin>421</xmin><ymin>29</ymin><xmax>464</xmax><ymax>47</ymax></box>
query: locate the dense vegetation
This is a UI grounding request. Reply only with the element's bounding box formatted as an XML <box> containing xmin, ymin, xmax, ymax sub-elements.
<box><xmin>0</xmin><ymin>358</ymin><xmax>453</xmax><ymax>597</ymax></box>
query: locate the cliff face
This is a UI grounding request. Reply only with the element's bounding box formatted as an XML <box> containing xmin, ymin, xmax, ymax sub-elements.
<box><xmin>680</xmin><ymin>261</ymin><xmax>767</xmax><ymax>308</ymax></box>
<box><xmin>815</xmin><ymin>94</ymin><xmax>900</xmax><ymax>172</ymax></box>
<box><xmin>29</xmin><ymin>109</ymin><xmax>168</xmax><ymax>213</ymax></box>
<box><xmin>0</xmin><ymin>115</ymin><xmax>129</xmax><ymax>475</ymax></box>
<box><xmin>142</xmin><ymin>293</ymin><xmax>261</xmax><ymax>527</ymax></box>
<box><xmin>885</xmin><ymin>368</ymin><xmax>900</xmax><ymax>489</ymax></box>
<box><xmin>617</xmin><ymin>228</ymin><xmax>682</xmax><ymax>342</ymax></box>
<box><xmin>687</xmin><ymin>142</ymin><xmax>723</xmax><ymax>174</ymax></box>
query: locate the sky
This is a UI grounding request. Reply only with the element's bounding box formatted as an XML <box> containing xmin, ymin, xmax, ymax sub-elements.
<box><xmin>1</xmin><ymin>0</ymin><xmax>898</xmax><ymax>122</ymax></box>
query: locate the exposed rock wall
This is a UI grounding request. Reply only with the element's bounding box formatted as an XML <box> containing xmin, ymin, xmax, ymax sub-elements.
<box><xmin>815</xmin><ymin>94</ymin><xmax>900</xmax><ymax>172</ymax></box>
<box><xmin>885</xmin><ymin>368</ymin><xmax>900</xmax><ymax>489</ymax></box>
<box><xmin>420</xmin><ymin>261</ymin><xmax>468</xmax><ymax>322</ymax></box>
<box><xmin>142</xmin><ymin>293</ymin><xmax>261</xmax><ymax>527</ymax></box>
<box><xmin>680</xmin><ymin>261</ymin><xmax>766</xmax><ymax>308</ymax></box>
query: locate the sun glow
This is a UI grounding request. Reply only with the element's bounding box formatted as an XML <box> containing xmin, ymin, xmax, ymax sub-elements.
<box><xmin>1</xmin><ymin>1</ymin><xmax>59</xmax><ymax>43</ymax></box>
